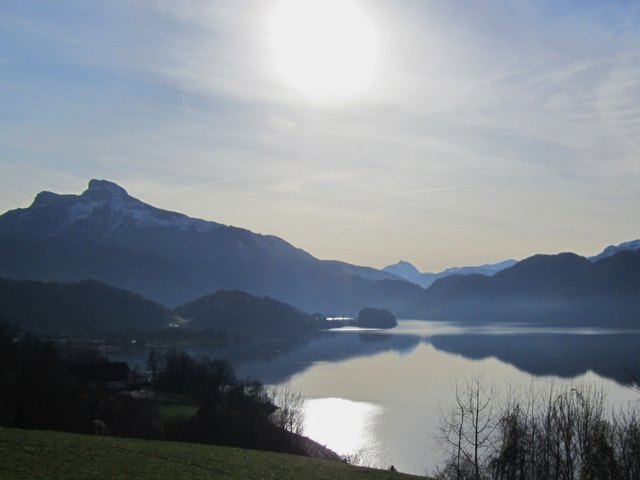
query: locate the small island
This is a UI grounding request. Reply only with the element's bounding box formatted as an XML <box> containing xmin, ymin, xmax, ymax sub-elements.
<box><xmin>353</xmin><ymin>307</ymin><xmax>398</xmax><ymax>329</ymax></box>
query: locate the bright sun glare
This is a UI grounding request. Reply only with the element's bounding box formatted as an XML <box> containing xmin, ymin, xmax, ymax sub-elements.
<box><xmin>268</xmin><ymin>0</ymin><xmax>378</xmax><ymax>99</ymax></box>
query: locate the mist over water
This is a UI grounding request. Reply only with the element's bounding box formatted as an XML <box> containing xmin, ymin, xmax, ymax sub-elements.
<box><xmin>235</xmin><ymin>321</ymin><xmax>640</xmax><ymax>475</ymax></box>
<box><xmin>109</xmin><ymin>320</ymin><xmax>640</xmax><ymax>475</ymax></box>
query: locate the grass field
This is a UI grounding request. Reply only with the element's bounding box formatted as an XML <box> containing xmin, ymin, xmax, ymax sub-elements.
<box><xmin>0</xmin><ymin>427</ymin><xmax>427</xmax><ymax>479</ymax></box>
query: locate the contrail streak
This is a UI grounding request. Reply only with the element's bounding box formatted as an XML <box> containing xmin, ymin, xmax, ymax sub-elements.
<box><xmin>178</xmin><ymin>175</ymin><xmax>248</xmax><ymax>192</ymax></box>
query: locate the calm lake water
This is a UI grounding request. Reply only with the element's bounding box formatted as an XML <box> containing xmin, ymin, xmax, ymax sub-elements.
<box><xmin>237</xmin><ymin>320</ymin><xmax>640</xmax><ymax>476</ymax></box>
<box><xmin>111</xmin><ymin>320</ymin><xmax>640</xmax><ymax>476</ymax></box>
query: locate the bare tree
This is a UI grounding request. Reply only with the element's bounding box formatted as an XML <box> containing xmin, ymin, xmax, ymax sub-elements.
<box><xmin>492</xmin><ymin>384</ymin><xmax>538</xmax><ymax>480</ymax></box>
<box><xmin>624</xmin><ymin>362</ymin><xmax>640</xmax><ymax>394</ymax></box>
<box><xmin>437</xmin><ymin>377</ymin><xmax>640</xmax><ymax>480</ymax></box>
<box><xmin>613</xmin><ymin>406</ymin><xmax>640</xmax><ymax>480</ymax></box>
<box><xmin>439</xmin><ymin>380</ymin><xmax>469</xmax><ymax>480</ymax></box>
<box><xmin>437</xmin><ymin>374</ymin><xmax>499</xmax><ymax>480</ymax></box>
<box><xmin>270</xmin><ymin>381</ymin><xmax>305</xmax><ymax>436</ymax></box>
<box><xmin>489</xmin><ymin>382</ymin><xmax>620</xmax><ymax>480</ymax></box>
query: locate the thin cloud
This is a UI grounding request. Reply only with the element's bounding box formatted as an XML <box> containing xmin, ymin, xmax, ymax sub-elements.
<box><xmin>387</xmin><ymin>186</ymin><xmax>461</xmax><ymax>197</ymax></box>
<box><xmin>1</xmin><ymin>0</ymin><xmax>638</xmax><ymax>270</ymax></box>
<box><xmin>178</xmin><ymin>175</ymin><xmax>250</xmax><ymax>192</ymax></box>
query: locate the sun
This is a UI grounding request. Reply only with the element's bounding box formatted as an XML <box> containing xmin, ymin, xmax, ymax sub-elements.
<box><xmin>268</xmin><ymin>0</ymin><xmax>378</xmax><ymax>100</ymax></box>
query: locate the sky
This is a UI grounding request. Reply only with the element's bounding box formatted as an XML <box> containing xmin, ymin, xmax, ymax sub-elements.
<box><xmin>0</xmin><ymin>0</ymin><xmax>638</xmax><ymax>272</ymax></box>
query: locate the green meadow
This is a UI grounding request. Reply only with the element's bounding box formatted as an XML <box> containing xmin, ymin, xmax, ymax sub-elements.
<box><xmin>0</xmin><ymin>427</ymin><xmax>427</xmax><ymax>480</ymax></box>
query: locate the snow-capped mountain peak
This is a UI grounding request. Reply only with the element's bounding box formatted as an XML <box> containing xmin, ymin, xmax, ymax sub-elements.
<box><xmin>85</xmin><ymin>179</ymin><xmax>130</xmax><ymax>200</ymax></box>
<box><xmin>31</xmin><ymin>179</ymin><xmax>222</xmax><ymax>234</ymax></box>
<box><xmin>590</xmin><ymin>239</ymin><xmax>640</xmax><ymax>262</ymax></box>
<box><xmin>382</xmin><ymin>260</ymin><xmax>421</xmax><ymax>279</ymax></box>
<box><xmin>382</xmin><ymin>258</ymin><xmax>517</xmax><ymax>288</ymax></box>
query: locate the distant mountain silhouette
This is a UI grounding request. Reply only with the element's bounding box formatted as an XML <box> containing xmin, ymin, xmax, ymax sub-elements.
<box><xmin>554</xmin><ymin>250</ymin><xmax>640</xmax><ymax>297</ymax></box>
<box><xmin>174</xmin><ymin>290</ymin><xmax>324</xmax><ymax>336</ymax></box>
<box><xmin>491</xmin><ymin>252</ymin><xmax>591</xmax><ymax>292</ymax></box>
<box><xmin>419</xmin><ymin>251</ymin><xmax>640</xmax><ymax>325</ymax></box>
<box><xmin>0</xmin><ymin>275</ymin><xmax>341</xmax><ymax>338</ymax></box>
<box><xmin>0</xmin><ymin>180</ymin><xmax>417</xmax><ymax>315</ymax></box>
<box><xmin>589</xmin><ymin>239</ymin><xmax>640</xmax><ymax>263</ymax></box>
<box><xmin>382</xmin><ymin>260</ymin><xmax>421</xmax><ymax>279</ymax></box>
<box><xmin>383</xmin><ymin>259</ymin><xmax>516</xmax><ymax>288</ymax></box>
<box><xmin>1</xmin><ymin>180</ymin><xmax>637</xmax><ymax>324</ymax></box>
<box><xmin>422</xmin><ymin>253</ymin><xmax>589</xmax><ymax>302</ymax></box>
<box><xmin>0</xmin><ymin>276</ymin><xmax>171</xmax><ymax>333</ymax></box>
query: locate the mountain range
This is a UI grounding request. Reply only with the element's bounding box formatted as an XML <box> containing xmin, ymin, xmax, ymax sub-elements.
<box><xmin>0</xmin><ymin>180</ymin><xmax>416</xmax><ymax>315</ymax></box>
<box><xmin>0</xmin><ymin>275</ymin><xmax>324</xmax><ymax>337</ymax></box>
<box><xmin>383</xmin><ymin>259</ymin><xmax>517</xmax><ymax>288</ymax></box>
<box><xmin>420</xmin><ymin>250</ymin><xmax>640</xmax><ymax>325</ymax></box>
<box><xmin>174</xmin><ymin>289</ymin><xmax>325</xmax><ymax>336</ymax></box>
<box><xmin>0</xmin><ymin>276</ymin><xmax>171</xmax><ymax>333</ymax></box>
<box><xmin>589</xmin><ymin>239</ymin><xmax>640</xmax><ymax>263</ymax></box>
<box><xmin>0</xmin><ymin>179</ymin><xmax>638</xmax><ymax>326</ymax></box>
<box><xmin>382</xmin><ymin>239</ymin><xmax>640</xmax><ymax>289</ymax></box>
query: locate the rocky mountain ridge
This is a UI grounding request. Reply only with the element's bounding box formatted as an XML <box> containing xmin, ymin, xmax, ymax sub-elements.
<box><xmin>0</xmin><ymin>180</ymin><xmax>408</xmax><ymax>314</ymax></box>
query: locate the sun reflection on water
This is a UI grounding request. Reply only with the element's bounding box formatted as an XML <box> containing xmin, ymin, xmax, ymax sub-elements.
<box><xmin>303</xmin><ymin>397</ymin><xmax>382</xmax><ymax>457</ymax></box>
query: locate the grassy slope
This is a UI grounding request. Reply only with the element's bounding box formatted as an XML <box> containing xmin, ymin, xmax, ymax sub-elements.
<box><xmin>0</xmin><ymin>427</ymin><xmax>427</xmax><ymax>480</ymax></box>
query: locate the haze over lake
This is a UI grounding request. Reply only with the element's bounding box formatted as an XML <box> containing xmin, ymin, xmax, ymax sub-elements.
<box><xmin>110</xmin><ymin>320</ymin><xmax>640</xmax><ymax>475</ymax></box>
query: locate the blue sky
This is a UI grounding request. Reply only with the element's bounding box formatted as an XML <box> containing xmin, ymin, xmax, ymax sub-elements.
<box><xmin>1</xmin><ymin>0</ymin><xmax>638</xmax><ymax>271</ymax></box>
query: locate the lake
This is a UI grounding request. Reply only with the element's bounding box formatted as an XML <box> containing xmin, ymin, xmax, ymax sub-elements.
<box><xmin>236</xmin><ymin>320</ymin><xmax>640</xmax><ymax>476</ymax></box>
<box><xmin>110</xmin><ymin>320</ymin><xmax>640</xmax><ymax>476</ymax></box>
